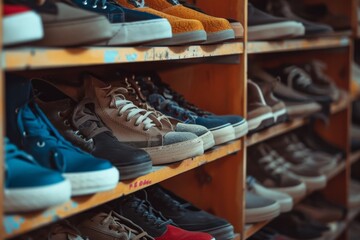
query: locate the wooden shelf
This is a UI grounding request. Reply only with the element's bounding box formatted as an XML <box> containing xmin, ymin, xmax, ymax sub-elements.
<box><xmin>3</xmin><ymin>140</ymin><xmax>241</xmax><ymax>238</ymax></box>
<box><xmin>351</xmin><ymin>150</ymin><xmax>360</xmax><ymax>165</ymax></box>
<box><xmin>247</xmin><ymin>36</ymin><xmax>350</xmax><ymax>54</ymax></box>
<box><xmin>244</xmin><ymin>159</ymin><xmax>347</xmax><ymax>239</ymax></box>
<box><xmin>1</xmin><ymin>42</ymin><xmax>243</xmax><ymax>70</ymax></box>
<box><xmin>246</xmin><ymin>97</ymin><xmax>350</xmax><ymax>147</ymax></box>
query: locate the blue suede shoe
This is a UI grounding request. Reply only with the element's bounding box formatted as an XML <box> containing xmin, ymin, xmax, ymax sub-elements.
<box><xmin>4</xmin><ymin>138</ymin><xmax>71</xmax><ymax>212</ymax></box>
<box><xmin>147</xmin><ymin>93</ymin><xmax>235</xmax><ymax>145</ymax></box>
<box><xmin>16</xmin><ymin>103</ymin><xmax>119</xmax><ymax>196</ymax></box>
<box><xmin>71</xmin><ymin>0</ymin><xmax>172</xmax><ymax>45</ymax></box>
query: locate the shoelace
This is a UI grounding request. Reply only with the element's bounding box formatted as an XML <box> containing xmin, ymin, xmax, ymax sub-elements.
<box><xmin>128</xmin><ymin>197</ymin><xmax>172</xmax><ymax>228</ymax></box>
<box><xmin>71</xmin><ymin>99</ymin><xmax>109</xmax><ymax>140</ymax></box>
<box><xmin>5</xmin><ymin>138</ymin><xmax>36</xmax><ymax>164</ymax></box>
<box><xmin>126</xmin><ymin>0</ymin><xmax>145</xmax><ymax>7</ymax></box>
<box><xmin>104</xmin><ymin>86</ymin><xmax>159</xmax><ymax>131</ymax></box>
<box><xmin>152</xmin><ymin>188</ymin><xmax>190</xmax><ymax>211</ymax></box>
<box><xmin>259</xmin><ymin>155</ymin><xmax>285</xmax><ymax>175</ymax></box>
<box><xmin>101</xmin><ymin>212</ymin><xmax>148</xmax><ymax>240</ymax></box>
<box><xmin>50</xmin><ymin>221</ymin><xmax>88</xmax><ymax>240</ymax></box>
<box><xmin>284</xmin><ymin>66</ymin><xmax>312</xmax><ymax>89</ymax></box>
<box><xmin>305</xmin><ymin>61</ymin><xmax>331</xmax><ymax>84</ymax></box>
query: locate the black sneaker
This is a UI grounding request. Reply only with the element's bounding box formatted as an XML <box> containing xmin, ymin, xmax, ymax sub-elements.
<box><xmin>146</xmin><ymin>185</ymin><xmax>235</xmax><ymax>240</ymax></box>
<box><xmin>113</xmin><ymin>192</ymin><xmax>215</xmax><ymax>240</ymax></box>
<box><xmin>33</xmin><ymin>79</ymin><xmax>153</xmax><ymax>180</ymax></box>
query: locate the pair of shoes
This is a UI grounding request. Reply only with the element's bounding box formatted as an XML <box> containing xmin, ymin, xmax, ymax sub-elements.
<box><xmin>247</xmin><ymin>79</ymin><xmax>287</xmax><ymax>133</ymax></box>
<box><xmin>134</xmin><ymin>72</ymin><xmax>248</xmax><ymax>144</ymax></box>
<box><xmin>33</xmin><ymin>75</ymin><xmax>205</xmax><ymax>166</ymax></box>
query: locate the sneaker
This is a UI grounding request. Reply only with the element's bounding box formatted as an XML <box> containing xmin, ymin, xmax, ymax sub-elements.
<box><xmin>82</xmin><ymin>74</ymin><xmax>204</xmax><ymax>165</ymax></box>
<box><xmin>114</xmin><ymin>193</ymin><xmax>215</xmax><ymax>240</ymax></box>
<box><xmin>4</xmin><ymin>138</ymin><xmax>71</xmax><ymax>212</ymax></box>
<box><xmin>247</xmin><ymin>176</ymin><xmax>293</xmax><ymax>213</ymax></box>
<box><xmin>253</xmin><ymin>80</ymin><xmax>288</xmax><ymax>124</ymax></box>
<box><xmin>247</xmin><ymin>80</ymin><xmax>274</xmax><ymax>132</ymax></box>
<box><xmin>3</xmin><ymin>4</ymin><xmax>43</xmax><ymax>46</ymax></box>
<box><xmin>264</xmin><ymin>0</ymin><xmax>333</xmax><ymax>36</ymax></box>
<box><xmin>137</xmin><ymin>73</ymin><xmax>247</xmax><ymax>140</ymax></box>
<box><xmin>115</xmin><ymin>0</ymin><xmax>206</xmax><ymax>45</ymax></box>
<box><xmin>77</xmin><ymin>211</ymin><xmax>154</xmax><ymax>239</ymax></box>
<box><xmin>15</xmin><ymin>103</ymin><xmax>119</xmax><ymax>196</ymax></box>
<box><xmin>12</xmin><ymin>0</ymin><xmax>114</xmax><ymax>46</ymax></box>
<box><xmin>349</xmin><ymin>179</ymin><xmax>360</xmax><ymax>208</ymax></box>
<box><xmin>245</xmin><ymin>191</ymin><xmax>280</xmax><ymax>223</ymax></box>
<box><xmin>18</xmin><ymin>220</ymin><xmax>88</xmax><ymax>240</ymax></box>
<box><xmin>70</xmin><ymin>0</ymin><xmax>172</xmax><ymax>45</ymax></box>
<box><xmin>33</xmin><ymin>79</ymin><xmax>153</xmax><ymax>180</ymax></box>
<box><xmin>146</xmin><ymin>185</ymin><xmax>235</xmax><ymax>240</ymax></box>
<box><xmin>144</xmin><ymin>0</ymin><xmax>235</xmax><ymax>44</ymax></box>
<box><xmin>113</xmin><ymin>75</ymin><xmax>215</xmax><ymax>151</ymax></box>
<box><xmin>248</xmin><ymin>3</ymin><xmax>304</xmax><ymax>41</ymax></box>
<box><xmin>248</xmin><ymin>143</ymin><xmax>306</xmax><ymax>199</ymax></box>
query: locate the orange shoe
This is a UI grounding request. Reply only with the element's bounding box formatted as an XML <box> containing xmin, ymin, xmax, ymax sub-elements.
<box><xmin>144</xmin><ymin>0</ymin><xmax>235</xmax><ymax>43</ymax></box>
<box><xmin>116</xmin><ymin>0</ymin><xmax>206</xmax><ymax>45</ymax></box>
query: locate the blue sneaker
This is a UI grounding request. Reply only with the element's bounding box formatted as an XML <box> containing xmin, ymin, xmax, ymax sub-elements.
<box><xmin>147</xmin><ymin>93</ymin><xmax>235</xmax><ymax>145</ymax></box>
<box><xmin>16</xmin><ymin>103</ymin><xmax>119</xmax><ymax>196</ymax></box>
<box><xmin>4</xmin><ymin>138</ymin><xmax>71</xmax><ymax>212</ymax></box>
<box><xmin>70</xmin><ymin>0</ymin><xmax>172</xmax><ymax>45</ymax></box>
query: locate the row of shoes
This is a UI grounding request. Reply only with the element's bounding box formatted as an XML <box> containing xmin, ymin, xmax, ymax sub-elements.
<box><xmin>247</xmin><ymin>60</ymin><xmax>343</xmax><ymax>133</ymax></box>
<box><xmin>5</xmin><ymin>72</ymin><xmax>248</xmax><ymax>213</ymax></box>
<box><xmin>16</xmin><ymin>185</ymin><xmax>235</xmax><ymax>240</ymax></box>
<box><xmin>243</xmin><ymin>129</ymin><xmax>344</xmax><ymax>224</ymax></box>
<box><xmin>249</xmin><ymin>192</ymin><xmax>346</xmax><ymax>240</ymax></box>
<box><xmin>248</xmin><ymin>0</ymin><xmax>350</xmax><ymax>41</ymax></box>
<box><xmin>3</xmin><ymin>0</ymin><xmax>241</xmax><ymax>47</ymax></box>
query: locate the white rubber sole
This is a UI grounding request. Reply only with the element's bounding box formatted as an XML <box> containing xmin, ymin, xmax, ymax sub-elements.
<box><xmin>233</xmin><ymin>120</ymin><xmax>249</xmax><ymax>139</ymax></box>
<box><xmin>98</xmin><ymin>19</ymin><xmax>172</xmax><ymax>45</ymax></box>
<box><xmin>144</xmin><ymin>137</ymin><xmax>204</xmax><ymax>165</ymax></box>
<box><xmin>203</xmin><ymin>29</ymin><xmax>235</xmax><ymax>44</ymax></box>
<box><xmin>200</xmin><ymin>131</ymin><xmax>216</xmax><ymax>151</ymax></box>
<box><xmin>149</xmin><ymin>30</ymin><xmax>207</xmax><ymax>45</ymax></box>
<box><xmin>230</xmin><ymin>22</ymin><xmax>244</xmax><ymax>38</ymax></box>
<box><xmin>4</xmin><ymin>180</ymin><xmax>71</xmax><ymax>212</ymax></box>
<box><xmin>248</xmin><ymin>21</ymin><xmax>305</xmax><ymax>41</ymax></box>
<box><xmin>294</xmin><ymin>174</ymin><xmax>327</xmax><ymax>192</ymax></box>
<box><xmin>273</xmin><ymin>108</ymin><xmax>287</xmax><ymax>122</ymax></box>
<box><xmin>64</xmin><ymin>167</ymin><xmax>119</xmax><ymax>196</ymax></box>
<box><xmin>210</xmin><ymin>124</ymin><xmax>236</xmax><ymax>145</ymax></box>
<box><xmin>248</xmin><ymin>112</ymin><xmax>274</xmax><ymax>130</ymax></box>
<box><xmin>245</xmin><ymin>201</ymin><xmax>281</xmax><ymax>223</ymax></box>
<box><xmin>3</xmin><ymin>11</ymin><xmax>44</xmax><ymax>46</ymax></box>
<box><xmin>271</xmin><ymin>182</ymin><xmax>307</xmax><ymax>200</ymax></box>
<box><xmin>277</xmin><ymin>197</ymin><xmax>293</xmax><ymax>213</ymax></box>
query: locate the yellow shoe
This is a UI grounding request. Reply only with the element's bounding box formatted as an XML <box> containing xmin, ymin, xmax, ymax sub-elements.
<box><xmin>144</xmin><ymin>0</ymin><xmax>235</xmax><ymax>43</ymax></box>
<box><xmin>116</xmin><ymin>0</ymin><xmax>206</xmax><ymax>45</ymax></box>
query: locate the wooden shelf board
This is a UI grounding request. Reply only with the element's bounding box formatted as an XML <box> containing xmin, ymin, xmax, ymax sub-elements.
<box><xmin>232</xmin><ymin>233</ymin><xmax>241</xmax><ymax>240</ymax></box>
<box><xmin>350</xmin><ymin>150</ymin><xmax>360</xmax><ymax>165</ymax></box>
<box><xmin>1</xmin><ymin>42</ymin><xmax>243</xmax><ymax>71</ymax></box>
<box><xmin>244</xmin><ymin>159</ymin><xmax>346</xmax><ymax>239</ymax></box>
<box><xmin>3</xmin><ymin>140</ymin><xmax>241</xmax><ymax>238</ymax></box>
<box><xmin>247</xmin><ymin>36</ymin><xmax>350</xmax><ymax>54</ymax></box>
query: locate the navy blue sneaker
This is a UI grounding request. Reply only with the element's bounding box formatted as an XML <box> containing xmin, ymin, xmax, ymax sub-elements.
<box><xmin>138</xmin><ymin>72</ymin><xmax>248</xmax><ymax>139</ymax></box>
<box><xmin>70</xmin><ymin>0</ymin><xmax>172</xmax><ymax>45</ymax></box>
<box><xmin>4</xmin><ymin>138</ymin><xmax>71</xmax><ymax>212</ymax></box>
<box><xmin>16</xmin><ymin>103</ymin><xmax>119</xmax><ymax>196</ymax></box>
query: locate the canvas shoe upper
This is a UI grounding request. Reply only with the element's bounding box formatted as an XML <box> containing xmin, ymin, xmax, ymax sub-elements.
<box><xmin>145</xmin><ymin>185</ymin><xmax>235</xmax><ymax>240</ymax></box>
<box><xmin>245</xmin><ymin>191</ymin><xmax>280</xmax><ymax>224</ymax></box>
<box><xmin>144</xmin><ymin>0</ymin><xmax>235</xmax><ymax>43</ymax></box>
<box><xmin>247</xmin><ymin>143</ymin><xmax>307</xmax><ymax>200</ymax></box>
<box><xmin>3</xmin><ymin>4</ymin><xmax>44</xmax><ymax>46</ymax></box>
<box><xmin>4</xmin><ymin>138</ymin><xmax>71</xmax><ymax>212</ymax></box>
<box><xmin>82</xmin><ymin>74</ymin><xmax>204</xmax><ymax>165</ymax></box>
<box><xmin>78</xmin><ymin>211</ymin><xmax>154</xmax><ymax>240</ymax></box>
<box><xmin>138</xmin><ymin>72</ymin><xmax>248</xmax><ymax>139</ymax></box>
<box><xmin>114</xmin><ymin>193</ymin><xmax>215</xmax><ymax>240</ymax></box>
<box><xmin>111</xmin><ymin>75</ymin><xmax>215</xmax><ymax>151</ymax></box>
<box><xmin>33</xmin><ymin>78</ymin><xmax>153</xmax><ymax>180</ymax></box>
<box><xmin>115</xmin><ymin>0</ymin><xmax>206</xmax><ymax>45</ymax></box>
<box><xmin>69</xmin><ymin>0</ymin><xmax>172</xmax><ymax>45</ymax></box>
<box><xmin>15</xmin><ymin>103</ymin><xmax>119</xmax><ymax>196</ymax></box>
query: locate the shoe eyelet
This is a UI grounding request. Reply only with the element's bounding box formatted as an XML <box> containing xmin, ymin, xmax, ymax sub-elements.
<box><xmin>37</xmin><ymin>141</ymin><xmax>45</xmax><ymax>148</ymax></box>
<box><xmin>82</xmin><ymin>0</ymin><xmax>88</xmax><ymax>4</ymax></box>
<box><xmin>15</xmin><ymin>108</ymin><xmax>19</xmax><ymax>114</ymax></box>
<box><xmin>92</xmin><ymin>4</ymin><xmax>97</xmax><ymax>8</ymax></box>
<box><xmin>64</xmin><ymin>120</ymin><xmax>70</xmax><ymax>126</ymax></box>
<box><xmin>102</xmin><ymin>5</ymin><xmax>107</xmax><ymax>9</ymax></box>
<box><xmin>22</xmin><ymin>131</ymin><xmax>27</xmax><ymax>136</ymax></box>
<box><xmin>57</xmin><ymin>111</ymin><xmax>63</xmax><ymax>118</ymax></box>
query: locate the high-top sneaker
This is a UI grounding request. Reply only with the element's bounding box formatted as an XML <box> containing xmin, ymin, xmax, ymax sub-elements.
<box><xmin>33</xmin><ymin>79</ymin><xmax>153</xmax><ymax>180</ymax></box>
<box><xmin>82</xmin><ymin>74</ymin><xmax>204</xmax><ymax>165</ymax></box>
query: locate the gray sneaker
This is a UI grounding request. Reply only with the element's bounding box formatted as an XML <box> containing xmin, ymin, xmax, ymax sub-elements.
<box><xmin>245</xmin><ymin>191</ymin><xmax>280</xmax><ymax>223</ymax></box>
<box><xmin>78</xmin><ymin>211</ymin><xmax>154</xmax><ymax>240</ymax></box>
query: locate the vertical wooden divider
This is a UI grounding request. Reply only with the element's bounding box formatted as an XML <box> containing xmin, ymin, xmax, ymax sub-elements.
<box><xmin>0</xmin><ymin>0</ymin><xmax>5</xmax><ymax>239</ymax></box>
<box><xmin>160</xmin><ymin>0</ymin><xmax>248</xmax><ymax>237</ymax></box>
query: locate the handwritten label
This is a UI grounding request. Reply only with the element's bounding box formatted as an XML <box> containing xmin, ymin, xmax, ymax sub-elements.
<box><xmin>129</xmin><ymin>179</ymin><xmax>152</xmax><ymax>190</ymax></box>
